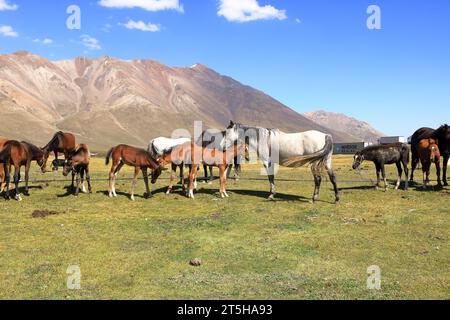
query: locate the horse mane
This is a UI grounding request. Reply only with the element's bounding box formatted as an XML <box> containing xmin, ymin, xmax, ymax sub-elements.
<box><xmin>431</xmin><ymin>124</ymin><xmax>449</xmax><ymax>139</ymax></box>
<box><xmin>21</xmin><ymin>141</ymin><xmax>44</xmax><ymax>157</ymax></box>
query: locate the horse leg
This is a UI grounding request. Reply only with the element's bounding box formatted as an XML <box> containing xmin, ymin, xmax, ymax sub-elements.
<box><xmin>395</xmin><ymin>162</ymin><xmax>402</xmax><ymax>190</ymax></box>
<box><xmin>188</xmin><ymin>165</ymin><xmax>198</xmax><ymax>199</ymax></box>
<box><xmin>202</xmin><ymin>164</ymin><xmax>208</xmax><ymax>183</ymax></box>
<box><xmin>263</xmin><ymin>162</ymin><xmax>276</xmax><ymax>200</ymax></box>
<box><xmin>410</xmin><ymin>150</ymin><xmax>419</xmax><ymax>181</ymax></box>
<box><xmin>71</xmin><ymin>171</ymin><xmax>75</xmax><ymax>191</ymax></box>
<box><xmin>209</xmin><ymin>166</ymin><xmax>214</xmax><ymax>184</ymax></box>
<box><xmin>13</xmin><ymin>165</ymin><xmax>21</xmax><ymax>201</ymax></box>
<box><xmin>167</xmin><ymin>163</ymin><xmax>176</xmax><ymax>194</ymax></box>
<box><xmin>0</xmin><ymin>165</ymin><xmax>4</xmax><ymax>193</ymax></box>
<box><xmin>74</xmin><ymin>170</ymin><xmax>81</xmax><ymax>197</ymax></box>
<box><xmin>219</xmin><ymin>166</ymin><xmax>228</xmax><ymax>198</ymax></box>
<box><xmin>4</xmin><ymin>163</ymin><xmax>10</xmax><ymax>200</ymax></box>
<box><xmin>108</xmin><ymin>161</ymin><xmax>122</xmax><ymax>197</ymax></box>
<box><xmin>381</xmin><ymin>164</ymin><xmax>388</xmax><ymax>192</ymax></box>
<box><xmin>130</xmin><ymin>167</ymin><xmax>140</xmax><ymax>201</ymax></box>
<box><xmin>142</xmin><ymin>167</ymin><xmax>152</xmax><ymax>199</ymax></box>
<box><xmin>402</xmin><ymin>160</ymin><xmax>409</xmax><ymax>190</ymax></box>
<box><xmin>435</xmin><ymin>158</ymin><xmax>442</xmax><ymax>188</ymax></box>
<box><xmin>80</xmin><ymin>168</ymin><xmax>87</xmax><ymax>193</ymax></box>
<box><xmin>23</xmin><ymin>161</ymin><xmax>31</xmax><ymax>196</ymax></box>
<box><xmin>326</xmin><ymin>165</ymin><xmax>340</xmax><ymax>204</ymax></box>
<box><xmin>180</xmin><ymin>164</ymin><xmax>186</xmax><ymax>192</ymax></box>
<box><xmin>86</xmin><ymin>166</ymin><xmax>92</xmax><ymax>194</ymax></box>
<box><xmin>442</xmin><ymin>155</ymin><xmax>449</xmax><ymax>186</ymax></box>
<box><xmin>312</xmin><ymin>174</ymin><xmax>322</xmax><ymax>203</ymax></box>
<box><xmin>374</xmin><ymin>163</ymin><xmax>381</xmax><ymax>190</ymax></box>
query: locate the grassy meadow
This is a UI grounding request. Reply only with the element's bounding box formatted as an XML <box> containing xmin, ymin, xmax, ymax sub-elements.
<box><xmin>0</xmin><ymin>155</ymin><xmax>449</xmax><ymax>300</ymax></box>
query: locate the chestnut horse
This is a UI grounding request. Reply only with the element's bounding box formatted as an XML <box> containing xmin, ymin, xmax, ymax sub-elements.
<box><xmin>41</xmin><ymin>131</ymin><xmax>76</xmax><ymax>173</ymax></box>
<box><xmin>106</xmin><ymin>145</ymin><xmax>163</xmax><ymax>201</ymax></box>
<box><xmin>0</xmin><ymin>141</ymin><xmax>44</xmax><ymax>201</ymax></box>
<box><xmin>418</xmin><ymin>139</ymin><xmax>441</xmax><ymax>188</ymax></box>
<box><xmin>63</xmin><ymin>144</ymin><xmax>92</xmax><ymax>196</ymax></box>
<box><xmin>159</xmin><ymin>142</ymin><xmax>249</xmax><ymax>199</ymax></box>
<box><xmin>411</xmin><ymin>125</ymin><xmax>450</xmax><ymax>186</ymax></box>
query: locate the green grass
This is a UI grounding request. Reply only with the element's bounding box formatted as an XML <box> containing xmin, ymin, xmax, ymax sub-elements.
<box><xmin>0</xmin><ymin>156</ymin><xmax>449</xmax><ymax>299</ymax></box>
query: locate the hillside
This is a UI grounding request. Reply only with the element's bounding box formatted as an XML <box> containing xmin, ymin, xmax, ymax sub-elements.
<box><xmin>304</xmin><ymin>110</ymin><xmax>384</xmax><ymax>143</ymax></box>
<box><xmin>0</xmin><ymin>51</ymin><xmax>356</xmax><ymax>150</ymax></box>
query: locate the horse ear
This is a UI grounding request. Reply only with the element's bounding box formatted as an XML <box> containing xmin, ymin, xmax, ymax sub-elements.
<box><xmin>228</xmin><ymin>120</ymin><xmax>235</xmax><ymax>128</ymax></box>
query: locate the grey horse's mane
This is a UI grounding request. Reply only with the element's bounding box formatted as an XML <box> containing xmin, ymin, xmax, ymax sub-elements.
<box><xmin>232</xmin><ymin>123</ymin><xmax>278</xmax><ymax>145</ymax></box>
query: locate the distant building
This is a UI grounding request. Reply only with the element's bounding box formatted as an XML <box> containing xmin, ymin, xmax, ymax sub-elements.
<box><xmin>334</xmin><ymin>142</ymin><xmax>370</xmax><ymax>155</ymax></box>
<box><xmin>379</xmin><ymin>136</ymin><xmax>407</xmax><ymax>145</ymax></box>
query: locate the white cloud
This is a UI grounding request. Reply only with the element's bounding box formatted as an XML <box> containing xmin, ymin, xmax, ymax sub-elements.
<box><xmin>121</xmin><ymin>20</ymin><xmax>161</xmax><ymax>32</ymax></box>
<box><xmin>0</xmin><ymin>25</ymin><xmax>18</xmax><ymax>37</ymax></box>
<box><xmin>218</xmin><ymin>0</ymin><xmax>286</xmax><ymax>23</ymax></box>
<box><xmin>99</xmin><ymin>0</ymin><xmax>183</xmax><ymax>12</ymax></box>
<box><xmin>296</xmin><ymin>18</ymin><xmax>301</xmax><ymax>24</ymax></box>
<box><xmin>33</xmin><ymin>38</ymin><xmax>54</xmax><ymax>44</ymax></box>
<box><xmin>0</xmin><ymin>0</ymin><xmax>18</xmax><ymax>11</ymax></box>
<box><xmin>80</xmin><ymin>35</ymin><xmax>102</xmax><ymax>50</ymax></box>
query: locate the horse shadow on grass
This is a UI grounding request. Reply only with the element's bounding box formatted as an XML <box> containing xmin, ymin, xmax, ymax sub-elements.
<box><xmin>96</xmin><ymin>187</ymin><xmax>169</xmax><ymax>199</ymax></box>
<box><xmin>226</xmin><ymin>189</ymin><xmax>314</xmax><ymax>203</ymax></box>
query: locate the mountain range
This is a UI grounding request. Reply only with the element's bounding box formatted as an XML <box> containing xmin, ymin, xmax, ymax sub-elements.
<box><xmin>0</xmin><ymin>51</ymin><xmax>378</xmax><ymax>150</ymax></box>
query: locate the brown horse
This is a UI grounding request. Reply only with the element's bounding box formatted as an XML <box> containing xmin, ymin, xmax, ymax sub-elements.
<box><xmin>411</xmin><ymin>125</ymin><xmax>450</xmax><ymax>186</ymax></box>
<box><xmin>0</xmin><ymin>141</ymin><xmax>44</xmax><ymax>201</ymax></box>
<box><xmin>62</xmin><ymin>144</ymin><xmax>92</xmax><ymax>196</ymax></box>
<box><xmin>105</xmin><ymin>145</ymin><xmax>163</xmax><ymax>201</ymax></box>
<box><xmin>418</xmin><ymin>139</ymin><xmax>441</xmax><ymax>188</ymax></box>
<box><xmin>159</xmin><ymin>142</ymin><xmax>249</xmax><ymax>199</ymax></box>
<box><xmin>41</xmin><ymin>131</ymin><xmax>76</xmax><ymax>173</ymax></box>
<box><xmin>0</xmin><ymin>137</ymin><xmax>10</xmax><ymax>192</ymax></box>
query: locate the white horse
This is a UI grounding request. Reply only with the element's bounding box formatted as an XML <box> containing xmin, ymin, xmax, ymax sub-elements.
<box><xmin>225</xmin><ymin>121</ymin><xmax>340</xmax><ymax>203</ymax></box>
<box><xmin>149</xmin><ymin>137</ymin><xmax>191</xmax><ymax>194</ymax></box>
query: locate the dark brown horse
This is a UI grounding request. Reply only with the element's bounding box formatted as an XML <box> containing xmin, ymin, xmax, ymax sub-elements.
<box><xmin>410</xmin><ymin>125</ymin><xmax>450</xmax><ymax>186</ymax></box>
<box><xmin>418</xmin><ymin>139</ymin><xmax>441</xmax><ymax>188</ymax></box>
<box><xmin>41</xmin><ymin>132</ymin><xmax>76</xmax><ymax>173</ymax></box>
<box><xmin>159</xmin><ymin>142</ymin><xmax>249</xmax><ymax>199</ymax></box>
<box><xmin>106</xmin><ymin>145</ymin><xmax>163</xmax><ymax>201</ymax></box>
<box><xmin>0</xmin><ymin>141</ymin><xmax>44</xmax><ymax>201</ymax></box>
<box><xmin>352</xmin><ymin>143</ymin><xmax>410</xmax><ymax>191</ymax></box>
<box><xmin>62</xmin><ymin>144</ymin><xmax>92</xmax><ymax>196</ymax></box>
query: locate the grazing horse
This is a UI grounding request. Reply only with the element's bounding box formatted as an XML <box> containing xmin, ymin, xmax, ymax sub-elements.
<box><xmin>149</xmin><ymin>137</ymin><xmax>191</xmax><ymax>194</ymax></box>
<box><xmin>0</xmin><ymin>141</ymin><xmax>44</xmax><ymax>201</ymax></box>
<box><xmin>418</xmin><ymin>139</ymin><xmax>441</xmax><ymax>188</ymax></box>
<box><xmin>225</xmin><ymin>121</ymin><xmax>340</xmax><ymax>203</ymax></box>
<box><xmin>158</xmin><ymin>141</ymin><xmax>249</xmax><ymax>199</ymax></box>
<box><xmin>352</xmin><ymin>143</ymin><xmax>410</xmax><ymax>191</ymax></box>
<box><xmin>106</xmin><ymin>145</ymin><xmax>163</xmax><ymax>201</ymax></box>
<box><xmin>62</xmin><ymin>144</ymin><xmax>92</xmax><ymax>196</ymax></box>
<box><xmin>410</xmin><ymin>125</ymin><xmax>450</xmax><ymax>186</ymax></box>
<box><xmin>41</xmin><ymin>131</ymin><xmax>76</xmax><ymax>173</ymax></box>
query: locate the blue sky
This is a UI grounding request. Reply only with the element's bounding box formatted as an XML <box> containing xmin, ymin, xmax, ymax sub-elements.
<box><xmin>0</xmin><ymin>0</ymin><xmax>449</xmax><ymax>137</ymax></box>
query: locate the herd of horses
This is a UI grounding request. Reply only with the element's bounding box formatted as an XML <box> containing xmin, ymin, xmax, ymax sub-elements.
<box><xmin>0</xmin><ymin>122</ymin><xmax>448</xmax><ymax>202</ymax></box>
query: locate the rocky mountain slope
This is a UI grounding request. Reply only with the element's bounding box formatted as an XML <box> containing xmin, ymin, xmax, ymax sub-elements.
<box><xmin>0</xmin><ymin>51</ymin><xmax>358</xmax><ymax>150</ymax></box>
<box><xmin>304</xmin><ymin>110</ymin><xmax>384</xmax><ymax>143</ymax></box>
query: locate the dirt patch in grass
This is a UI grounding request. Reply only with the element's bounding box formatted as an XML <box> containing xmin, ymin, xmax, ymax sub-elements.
<box><xmin>31</xmin><ymin>210</ymin><xmax>61</xmax><ymax>218</ymax></box>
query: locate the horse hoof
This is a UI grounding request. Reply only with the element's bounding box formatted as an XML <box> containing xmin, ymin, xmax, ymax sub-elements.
<box><xmin>335</xmin><ymin>200</ymin><xmax>340</xmax><ymax>205</ymax></box>
<box><xmin>15</xmin><ymin>195</ymin><xmax>22</xmax><ymax>202</ymax></box>
<box><xmin>267</xmin><ymin>194</ymin><xmax>275</xmax><ymax>201</ymax></box>
<box><xmin>130</xmin><ymin>196</ymin><xmax>135</xmax><ymax>201</ymax></box>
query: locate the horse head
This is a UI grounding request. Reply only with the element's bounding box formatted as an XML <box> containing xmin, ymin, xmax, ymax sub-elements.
<box><xmin>151</xmin><ymin>165</ymin><xmax>163</xmax><ymax>184</ymax></box>
<box><xmin>352</xmin><ymin>152</ymin><xmax>365</xmax><ymax>170</ymax></box>
<box><xmin>62</xmin><ymin>159</ymin><xmax>73</xmax><ymax>177</ymax></box>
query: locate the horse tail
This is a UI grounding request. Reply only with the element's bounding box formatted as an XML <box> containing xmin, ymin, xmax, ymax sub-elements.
<box><xmin>105</xmin><ymin>147</ymin><xmax>114</xmax><ymax>166</ymax></box>
<box><xmin>281</xmin><ymin>134</ymin><xmax>334</xmax><ymax>169</ymax></box>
